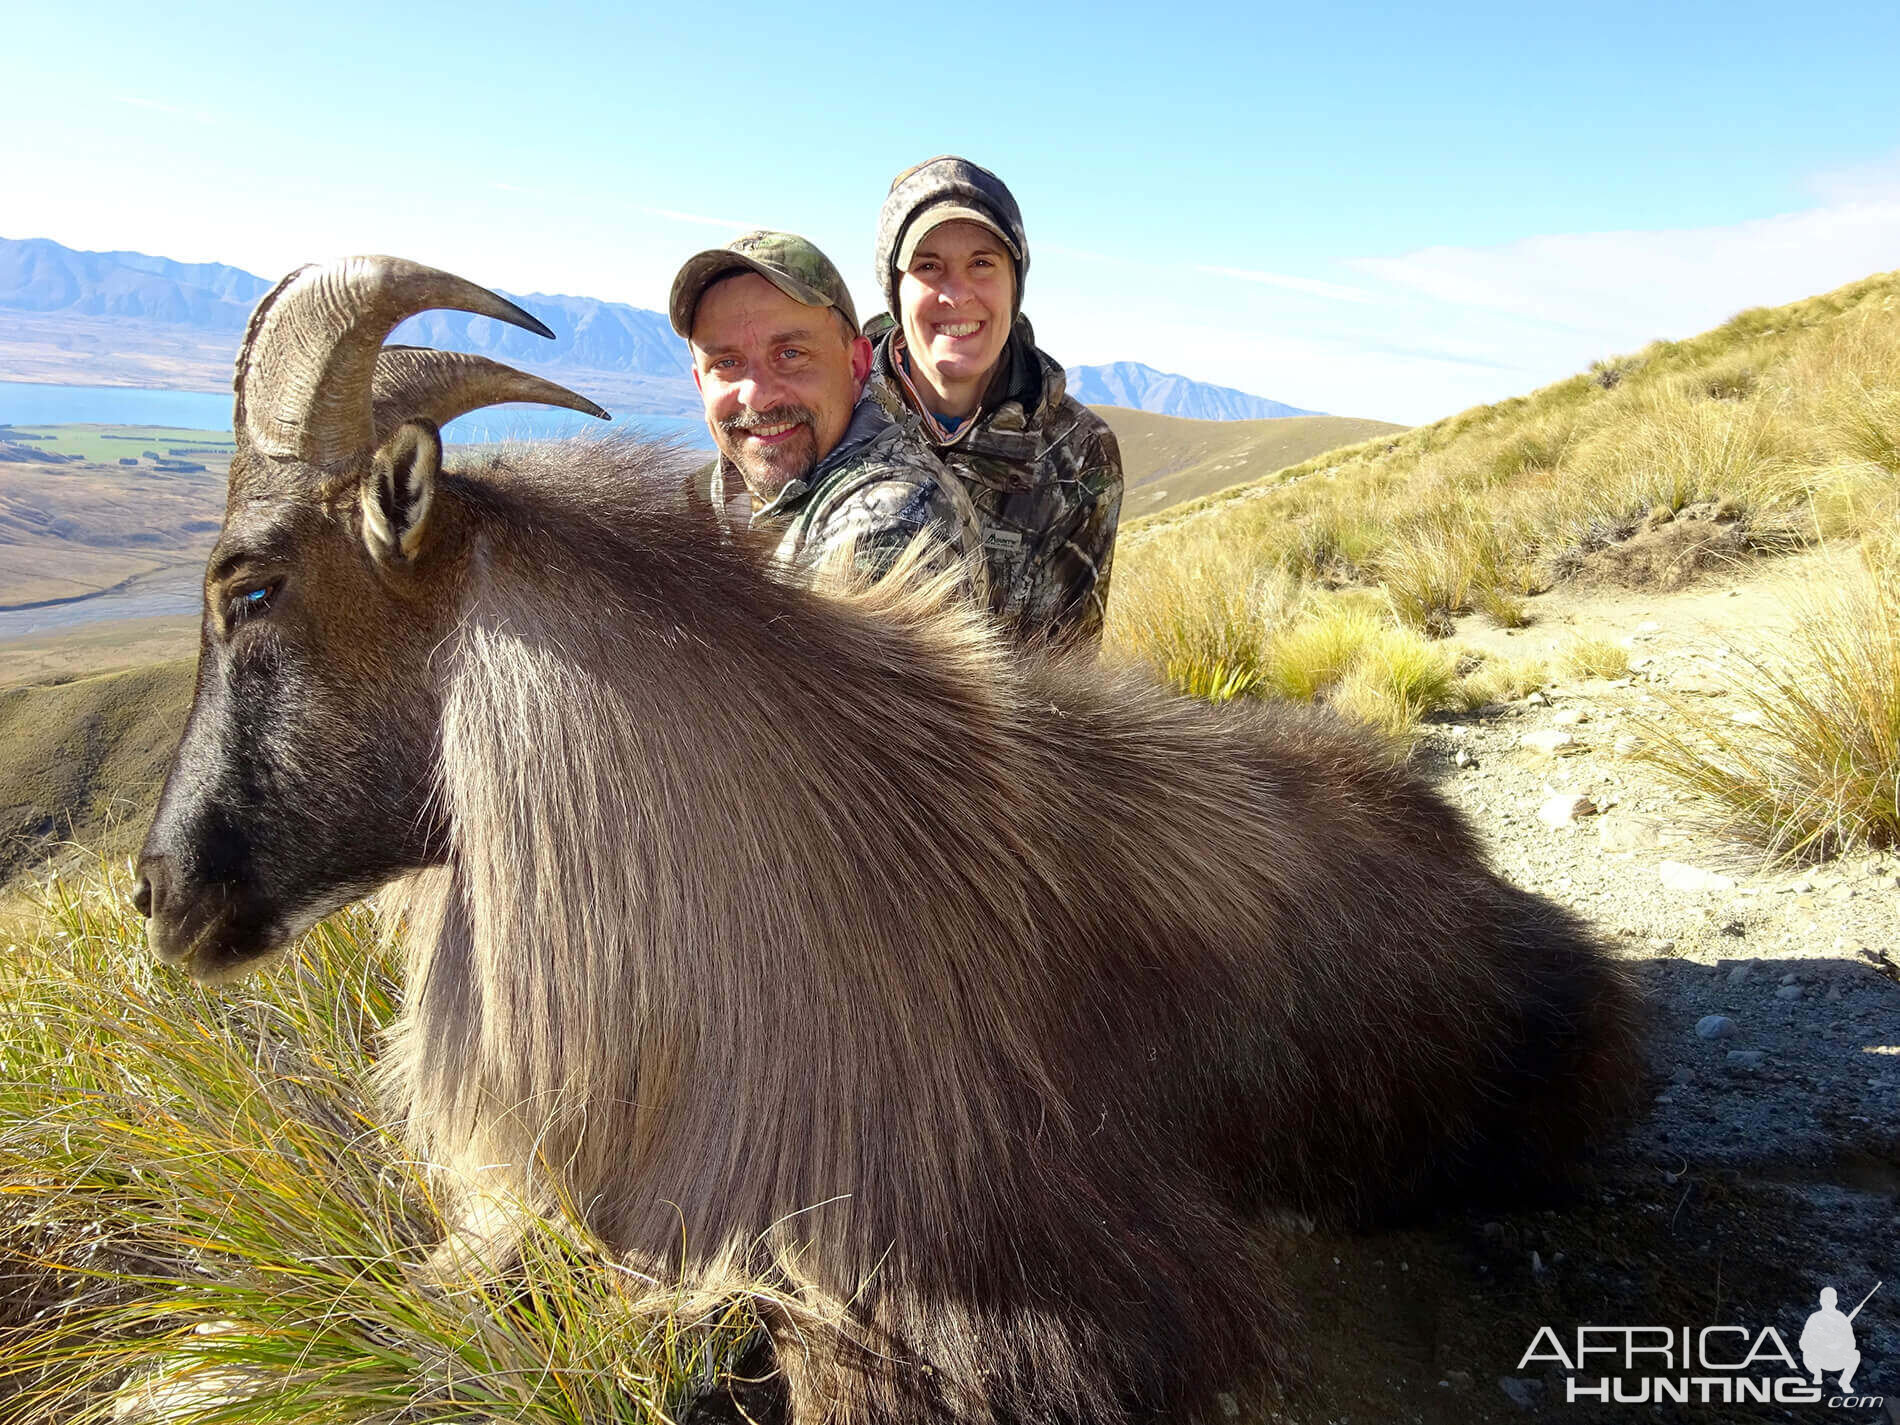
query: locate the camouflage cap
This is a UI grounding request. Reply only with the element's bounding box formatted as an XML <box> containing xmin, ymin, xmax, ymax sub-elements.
<box><xmin>875</xmin><ymin>157</ymin><xmax>1029</xmax><ymax>320</ymax></box>
<box><xmin>669</xmin><ymin>230</ymin><xmax>860</xmax><ymax>340</ymax></box>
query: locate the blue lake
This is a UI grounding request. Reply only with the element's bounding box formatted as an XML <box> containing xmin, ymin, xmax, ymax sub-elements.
<box><xmin>0</xmin><ymin>379</ymin><xmax>712</xmax><ymax>449</ymax></box>
<box><xmin>0</xmin><ymin>380</ymin><xmax>714</xmax><ymax>638</ymax></box>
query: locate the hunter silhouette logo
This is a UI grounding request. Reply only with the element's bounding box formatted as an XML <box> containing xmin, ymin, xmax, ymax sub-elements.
<box><xmin>1516</xmin><ymin>1278</ymin><xmax>1886</xmax><ymax>1407</ymax></box>
<box><xmin>1801</xmin><ymin>1282</ymin><xmax>1879</xmax><ymax>1393</ymax></box>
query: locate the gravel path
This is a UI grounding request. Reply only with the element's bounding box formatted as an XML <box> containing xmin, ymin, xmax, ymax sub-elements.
<box><xmin>1264</xmin><ymin>558</ymin><xmax>1899</xmax><ymax>1424</ymax></box>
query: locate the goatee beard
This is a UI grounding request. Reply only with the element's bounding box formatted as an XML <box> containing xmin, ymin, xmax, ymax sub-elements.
<box><xmin>718</xmin><ymin>405</ymin><xmax>818</xmax><ymax>498</ymax></box>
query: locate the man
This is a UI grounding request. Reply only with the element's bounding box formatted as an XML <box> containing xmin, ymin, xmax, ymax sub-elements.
<box><xmin>669</xmin><ymin>230</ymin><xmax>982</xmax><ymax>587</ymax></box>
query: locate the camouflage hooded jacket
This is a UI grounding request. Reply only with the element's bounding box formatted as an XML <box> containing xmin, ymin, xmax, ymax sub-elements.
<box><xmin>866</xmin><ymin>315</ymin><xmax>1123</xmax><ymax>649</ymax></box>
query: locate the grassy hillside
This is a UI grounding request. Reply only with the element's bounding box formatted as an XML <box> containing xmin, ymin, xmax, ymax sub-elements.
<box><xmin>0</xmin><ymin>660</ymin><xmax>193</xmax><ymax>886</ymax></box>
<box><xmin>1097</xmin><ymin>407</ymin><xmax>1406</xmax><ymax>515</ymax></box>
<box><xmin>1112</xmin><ymin>269</ymin><xmax>1900</xmax><ymax>667</ymax></box>
<box><xmin>1120</xmin><ymin>270</ymin><xmax>1900</xmax><ymax>592</ymax></box>
<box><xmin>1107</xmin><ymin>268</ymin><xmax>1900</xmax><ymax>851</ymax></box>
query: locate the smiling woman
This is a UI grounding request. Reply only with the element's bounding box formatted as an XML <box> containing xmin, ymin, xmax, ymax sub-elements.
<box><xmin>868</xmin><ymin>156</ymin><xmax>1125</xmax><ymax>649</ymax></box>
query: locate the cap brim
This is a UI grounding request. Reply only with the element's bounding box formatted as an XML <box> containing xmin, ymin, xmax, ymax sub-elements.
<box><xmin>895</xmin><ymin>203</ymin><xmax>1022</xmax><ymax>272</ymax></box>
<box><xmin>669</xmin><ymin>250</ymin><xmax>840</xmax><ymax>339</ymax></box>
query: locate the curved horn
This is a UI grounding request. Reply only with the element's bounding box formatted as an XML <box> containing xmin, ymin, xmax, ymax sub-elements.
<box><xmin>234</xmin><ymin>256</ymin><xmax>557</xmax><ymax>468</ymax></box>
<box><xmin>372</xmin><ymin>347</ymin><xmax>610</xmax><ymax>444</ymax></box>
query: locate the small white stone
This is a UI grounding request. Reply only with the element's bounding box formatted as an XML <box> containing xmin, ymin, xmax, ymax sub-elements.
<box><xmin>1521</xmin><ymin>729</ymin><xmax>1579</xmax><ymax>755</ymax></box>
<box><xmin>1660</xmin><ymin>860</ymin><xmax>1736</xmax><ymax>893</ymax></box>
<box><xmin>1538</xmin><ymin>793</ymin><xmax>1597</xmax><ymax>826</ymax></box>
<box><xmin>1599</xmin><ymin>814</ymin><xmax>1663</xmax><ymax>851</ymax></box>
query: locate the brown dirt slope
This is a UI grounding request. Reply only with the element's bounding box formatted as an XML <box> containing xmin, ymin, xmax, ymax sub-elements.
<box><xmin>0</xmin><ymin>661</ymin><xmax>193</xmax><ymax>886</ymax></box>
<box><xmin>0</xmin><ymin>440</ymin><xmax>224</xmax><ymax>607</ymax></box>
<box><xmin>1096</xmin><ymin>407</ymin><xmax>1406</xmax><ymax>517</ymax></box>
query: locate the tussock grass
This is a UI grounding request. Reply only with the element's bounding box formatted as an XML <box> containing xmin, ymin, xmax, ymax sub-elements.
<box><xmin>1328</xmin><ymin>630</ymin><xmax>1460</xmax><ymax>740</ymax></box>
<box><xmin>1128</xmin><ymin>271</ymin><xmax>1900</xmax><ymax>598</ymax></box>
<box><xmin>1259</xmin><ymin>600</ymin><xmax>1385</xmax><ymax>702</ymax></box>
<box><xmin>1449</xmin><ymin>651</ymin><xmax>1547</xmax><ymax>711</ymax></box>
<box><xmin>1627</xmin><ymin>558</ymin><xmax>1900</xmax><ymax>862</ymax></box>
<box><xmin>1556</xmin><ymin>636</ymin><xmax>1631</xmax><ymax>682</ymax></box>
<box><xmin>0</xmin><ymin>861</ymin><xmax>763</xmax><ymax>1423</ymax></box>
<box><xmin>1106</xmin><ymin>269</ymin><xmax>1900</xmax><ymax>855</ymax></box>
<box><xmin>1107</xmin><ymin>539</ymin><xmax>1306</xmax><ymax>702</ymax></box>
<box><xmin>1107</xmin><ymin>530</ymin><xmax>1512</xmax><ymax>736</ymax></box>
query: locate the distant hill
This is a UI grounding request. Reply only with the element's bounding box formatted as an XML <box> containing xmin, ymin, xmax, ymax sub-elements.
<box><xmin>0</xmin><ymin>660</ymin><xmax>194</xmax><ymax>888</ymax></box>
<box><xmin>1100</xmin><ymin>408</ymin><xmax>1407</xmax><ymax>515</ymax></box>
<box><xmin>2</xmin><ymin>238</ymin><xmax>1336</xmax><ymax>426</ymax></box>
<box><xmin>0</xmin><ymin>237</ymin><xmax>271</xmax><ymax>327</ymax></box>
<box><xmin>1068</xmin><ymin>362</ymin><xmax>1321</xmax><ymax>421</ymax></box>
<box><xmin>0</xmin><ymin>236</ymin><xmax>700</xmax><ymax>416</ymax></box>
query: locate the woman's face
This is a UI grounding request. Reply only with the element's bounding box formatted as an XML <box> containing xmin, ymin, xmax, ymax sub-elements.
<box><xmin>897</xmin><ymin>220</ymin><xmax>1015</xmax><ymax>398</ymax></box>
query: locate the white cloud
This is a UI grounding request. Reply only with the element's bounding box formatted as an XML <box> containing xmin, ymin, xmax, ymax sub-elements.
<box><xmin>1352</xmin><ymin>196</ymin><xmax>1900</xmax><ymax>344</ymax></box>
<box><xmin>1038</xmin><ymin>174</ymin><xmax>1900</xmax><ymax>424</ymax></box>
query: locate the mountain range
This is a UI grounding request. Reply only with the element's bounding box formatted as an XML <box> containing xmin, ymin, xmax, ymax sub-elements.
<box><xmin>0</xmin><ymin>236</ymin><xmax>1323</xmax><ymax>422</ymax></box>
<box><xmin>1064</xmin><ymin>362</ymin><xmax>1320</xmax><ymax>420</ymax></box>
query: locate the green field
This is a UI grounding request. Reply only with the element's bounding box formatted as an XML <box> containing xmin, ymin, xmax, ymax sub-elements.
<box><xmin>3</xmin><ymin>423</ymin><xmax>235</xmax><ymax>464</ymax></box>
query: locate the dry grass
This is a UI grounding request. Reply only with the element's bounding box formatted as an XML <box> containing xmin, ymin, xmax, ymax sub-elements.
<box><xmin>1125</xmin><ymin>271</ymin><xmax>1900</xmax><ymax>606</ymax></box>
<box><xmin>1106</xmin><ymin>534</ymin><xmax>1530</xmax><ymax>737</ymax></box>
<box><xmin>1556</xmin><ymin>636</ymin><xmax>1631</xmax><ymax>682</ymax></box>
<box><xmin>0</xmin><ymin>859</ymin><xmax>767</xmax><ymax>1423</ymax></box>
<box><xmin>1626</xmin><ymin>555</ymin><xmax>1900</xmax><ymax>862</ymax></box>
<box><xmin>1107</xmin><ymin>268</ymin><xmax>1900</xmax><ymax>856</ymax></box>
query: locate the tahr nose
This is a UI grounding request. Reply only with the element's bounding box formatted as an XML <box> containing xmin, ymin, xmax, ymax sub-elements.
<box><xmin>132</xmin><ymin>856</ymin><xmax>167</xmax><ymax>920</ymax></box>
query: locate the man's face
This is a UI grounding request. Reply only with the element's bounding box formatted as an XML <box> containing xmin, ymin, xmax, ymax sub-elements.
<box><xmin>690</xmin><ymin>273</ymin><xmax>872</xmax><ymax>497</ymax></box>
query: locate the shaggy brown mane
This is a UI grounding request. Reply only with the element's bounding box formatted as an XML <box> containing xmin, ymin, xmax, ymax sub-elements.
<box><xmin>362</xmin><ymin>436</ymin><xmax>1640</xmax><ymax>1424</ymax></box>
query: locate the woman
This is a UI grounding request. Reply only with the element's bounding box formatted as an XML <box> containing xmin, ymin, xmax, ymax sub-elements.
<box><xmin>868</xmin><ymin>156</ymin><xmax>1123</xmax><ymax>649</ymax></box>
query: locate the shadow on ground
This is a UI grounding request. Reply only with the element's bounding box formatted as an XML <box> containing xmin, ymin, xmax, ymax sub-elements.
<box><xmin>1254</xmin><ymin>954</ymin><xmax>1897</xmax><ymax>1424</ymax></box>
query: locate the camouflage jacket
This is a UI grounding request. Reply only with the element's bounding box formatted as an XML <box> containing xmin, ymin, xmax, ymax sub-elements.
<box><xmin>706</xmin><ymin>389</ymin><xmax>983</xmax><ymax>589</ymax></box>
<box><xmin>866</xmin><ymin>316</ymin><xmax>1123</xmax><ymax>649</ymax></box>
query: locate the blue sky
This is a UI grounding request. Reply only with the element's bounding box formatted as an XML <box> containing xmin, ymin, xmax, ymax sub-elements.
<box><xmin>8</xmin><ymin>0</ymin><xmax>1900</xmax><ymax>422</ymax></box>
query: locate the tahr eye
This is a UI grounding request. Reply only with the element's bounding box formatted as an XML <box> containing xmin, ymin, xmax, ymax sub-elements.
<box><xmin>229</xmin><ymin>580</ymin><xmax>280</xmax><ymax>623</ymax></box>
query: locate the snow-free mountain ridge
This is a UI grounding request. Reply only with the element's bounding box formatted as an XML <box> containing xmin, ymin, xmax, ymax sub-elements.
<box><xmin>2</xmin><ymin>237</ymin><xmax>1315</xmax><ymax>422</ymax></box>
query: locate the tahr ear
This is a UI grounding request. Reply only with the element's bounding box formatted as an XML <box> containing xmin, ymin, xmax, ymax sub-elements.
<box><xmin>362</xmin><ymin>419</ymin><xmax>442</xmax><ymax>565</ymax></box>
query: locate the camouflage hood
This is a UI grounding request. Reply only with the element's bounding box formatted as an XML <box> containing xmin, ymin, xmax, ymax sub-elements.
<box><xmin>875</xmin><ymin>157</ymin><xmax>1029</xmax><ymax>321</ymax></box>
